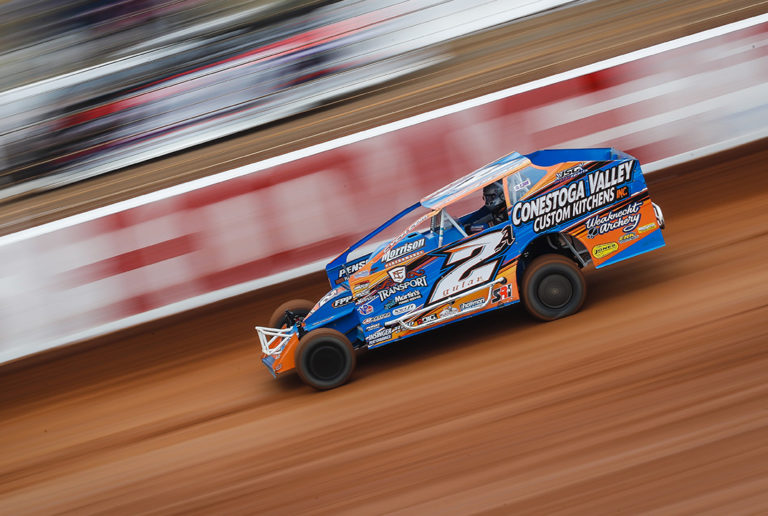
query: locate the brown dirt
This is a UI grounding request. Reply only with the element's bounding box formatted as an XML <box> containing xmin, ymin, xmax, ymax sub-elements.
<box><xmin>0</xmin><ymin>140</ymin><xmax>766</xmax><ymax>514</ymax></box>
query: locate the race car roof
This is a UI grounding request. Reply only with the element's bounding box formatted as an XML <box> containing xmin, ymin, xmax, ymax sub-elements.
<box><xmin>420</xmin><ymin>151</ymin><xmax>529</xmax><ymax>210</ymax></box>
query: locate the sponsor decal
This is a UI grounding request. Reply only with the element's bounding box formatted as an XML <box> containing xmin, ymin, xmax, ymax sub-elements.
<box><xmin>491</xmin><ymin>283</ymin><xmax>514</xmax><ymax>303</ymax></box>
<box><xmin>388</xmin><ymin>266</ymin><xmax>407</xmax><ymax>284</ymax></box>
<box><xmin>314</xmin><ymin>287</ymin><xmax>343</xmax><ymax>311</ymax></box>
<box><xmin>619</xmin><ymin>232</ymin><xmax>638</xmax><ymax>244</ymax></box>
<box><xmin>513</xmin><ymin>178</ymin><xmax>531</xmax><ymax>191</ymax></box>
<box><xmin>352</xmin><ymin>280</ymin><xmax>370</xmax><ymax>297</ymax></box>
<box><xmin>392</xmin><ymin>303</ymin><xmax>416</xmax><ymax>316</ymax></box>
<box><xmin>585</xmin><ymin>201</ymin><xmax>642</xmax><ymax>238</ymax></box>
<box><xmin>386</xmin><ymin>250</ymin><xmax>424</xmax><ymax>267</ymax></box>
<box><xmin>460</xmin><ymin>298</ymin><xmax>484</xmax><ymax>311</ymax></box>
<box><xmin>592</xmin><ymin>242</ymin><xmax>618</xmax><ymax>259</ymax></box>
<box><xmin>337</xmin><ymin>258</ymin><xmax>367</xmax><ymax>279</ymax></box>
<box><xmin>439</xmin><ymin>305</ymin><xmax>459</xmax><ymax>319</ymax></box>
<box><xmin>383</xmin><ymin>239</ymin><xmax>425</xmax><ymax>264</ymax></box>
<box><xmin>639</xmin><ymin>222</ymin><xmax>657</xmax><ymax>233</ymax></box>
<box><xmin>368</xmin><ymin>326</ymin><xmax>395</xmax><ymax>345</ymax></box>
<box><xmin>362</xmin><ymin>312</ymin><xmax>391</xmax><ymax>324</ymax></box>
<box><xmin>357</xmin><ymin>304</ymin><xmax>373</xmax><ymax>316</ymax></box>
<box><xmin>378</xmin><ymin>277</ymin><xmax>428</xmax><ymax>302</ymax></box>
<box><xmin>555</xmin><ymin>164</ymin><xmax>585</xmax><ymax>182</ymax></box>
<box><xmin>428</xmin><ymin>226</ymin><xmax>514</xmax><ymax>304</ymax></box>
<box><xmin>385</xmin><ymin>291</ymin><xmax>422</xmax><ymax>309</ymax></box>
<box><xmin>364</xmin><ymin>323</ymin><xmax>381</xmax><ymax>331</ymax></box>
<box><xmin>331</xmin><ymin>295</ymin><xmax>353</xmax><ymax>308</ymax></box>
<box><xmin>417</xmin><ymin>313</ymin><xmax>439</xmax><ymax>325</ymax></box>
<box><xmin>512</xmin><ymin>161</ymin><xmax>634</xmax><ymax>233</ymax></box>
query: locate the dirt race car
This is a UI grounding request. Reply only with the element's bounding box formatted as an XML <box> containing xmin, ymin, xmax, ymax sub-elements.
<box><xmin>256</xmin><ymin>148</ymin><xmax>666</xmax><ymax>390</ymax></box>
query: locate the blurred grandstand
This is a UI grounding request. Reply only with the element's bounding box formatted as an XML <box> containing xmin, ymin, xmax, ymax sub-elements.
<box><xmin>0</xmin><ymin>0</ymin><xmax>575</xmax><ymax>200</ymax></box>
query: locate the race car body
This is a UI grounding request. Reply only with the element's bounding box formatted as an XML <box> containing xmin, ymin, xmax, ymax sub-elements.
<box><xmin>256</xmin><ymin>148</ymin><xmax>666</xmax><ymax>389</ymax></box>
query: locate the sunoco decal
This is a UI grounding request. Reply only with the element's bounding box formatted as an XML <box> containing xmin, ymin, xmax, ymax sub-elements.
<box><xmin>512</xmin><ymin>161</ymin><xmax>634</xmax><ymax>233</ymax></box>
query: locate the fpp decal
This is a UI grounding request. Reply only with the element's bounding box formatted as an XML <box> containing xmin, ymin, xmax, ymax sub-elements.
<box><xmin>331</xmin><ymin>295</ymin><xmax>353</xmax><ymax>308</ymax></box>
<box><xmin>512</xmin><ymin>161</ymin><xmax>634</xmax><ymax>233</ymax></box>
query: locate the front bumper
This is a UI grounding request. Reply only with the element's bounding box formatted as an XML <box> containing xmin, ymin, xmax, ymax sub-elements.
<box><xmin>255</xmin><ymin>325</ymin><xmax>301</xmax><ymax>376</ymax></box>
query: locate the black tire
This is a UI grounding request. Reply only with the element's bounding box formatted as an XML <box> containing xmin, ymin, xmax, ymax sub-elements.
<box><xmin>295</xmin><ymin>328</ymin><xmax>355</xmax><ymax>390</ymax></box>
<box><xmin>521</xmin><ymin>254</ymin><xmax>586</xmax><ymax>321</ymax></box>
<box><xmin>268</xmin><ymin>299</ymin><xmax>315</xmax><ymax>328</ymax></box>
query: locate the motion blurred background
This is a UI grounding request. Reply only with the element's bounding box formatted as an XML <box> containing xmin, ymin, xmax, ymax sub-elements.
<box><xmin>0</xmin><ymin>1</ymin><xmax>767</xmax><ymax>514</ymax></box>
<box><xmin>0</xmin><ymin>0</ymin><xmax>555</xmax><ymax>198</ymax></box>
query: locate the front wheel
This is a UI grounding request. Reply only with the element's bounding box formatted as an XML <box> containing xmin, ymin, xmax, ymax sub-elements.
<box><xmin>521</xmin><ymin>254</ymin><xmax>586</xmax><ymax>321</ymax></box>
<box><xmin>295</xmin><ymin>328</ymin><xmax>356</xmax><ymax>390</ymax></box>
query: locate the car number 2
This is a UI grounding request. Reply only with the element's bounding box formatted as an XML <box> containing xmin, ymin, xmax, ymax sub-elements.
<box><xmin>429</xmin><ymin>226</ymin><xmax>513</xmax><ymax>304</ymax></box>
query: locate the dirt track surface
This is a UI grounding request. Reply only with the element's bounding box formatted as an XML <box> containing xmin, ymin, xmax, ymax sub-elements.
<box><xmin>1</xmin><ymin>0</ymin><xmax>766</xmax><ymax>234</ymax></box>
<box><xmin>1</xmin><ymin>141</ymin><xmax>767</xmax><ymax>513</ymax></box>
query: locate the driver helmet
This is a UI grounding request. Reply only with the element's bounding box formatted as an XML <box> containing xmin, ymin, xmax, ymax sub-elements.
<box><xmin>482</xmin><ymin>181</ymin><xmax>505</xmax><ymax>215</ymax></box>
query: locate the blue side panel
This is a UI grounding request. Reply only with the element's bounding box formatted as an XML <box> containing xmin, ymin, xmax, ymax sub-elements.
<box><xmin>596</xmin><ymin>228</ymin><xmax>666</xmax><ymax>268</ymax></box>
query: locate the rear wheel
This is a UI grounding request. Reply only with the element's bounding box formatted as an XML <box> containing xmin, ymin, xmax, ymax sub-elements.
<box><xmin>522</xmin><ymin>254</ymin><xmax>586</xmax><ymax>321</ymax></box>
<box><xmin>295</xmin><ymin>328</ymin><xmax>355</xmax><ymax>390</ymax></box>
<box><xmin>268</xmin><ymin>299</ymin><xmax>315</xmax><ymax>328</ymax></box>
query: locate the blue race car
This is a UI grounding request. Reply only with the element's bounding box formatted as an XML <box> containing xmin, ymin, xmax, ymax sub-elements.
<box><xmin>256</xmin><ymin>148</ymin><xmax>666</xmax><ymax>389</ymax></box>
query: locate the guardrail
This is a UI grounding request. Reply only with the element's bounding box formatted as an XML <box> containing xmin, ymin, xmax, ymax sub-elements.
<box><xmin>0</xmin><ymin>13</ymin><xmax>766</xmax><ymax>365</ymax></box>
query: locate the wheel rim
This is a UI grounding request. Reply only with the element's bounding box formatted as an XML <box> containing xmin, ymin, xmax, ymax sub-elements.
<box><xmin>537</xmin><ymin>274</ymin><xmax>572</xmax><ymax>309</ymax></box>
<box><xmin>308</xmin><ymin>343</ymin><xmax>345</xmax><ymax>381</ymax></box>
